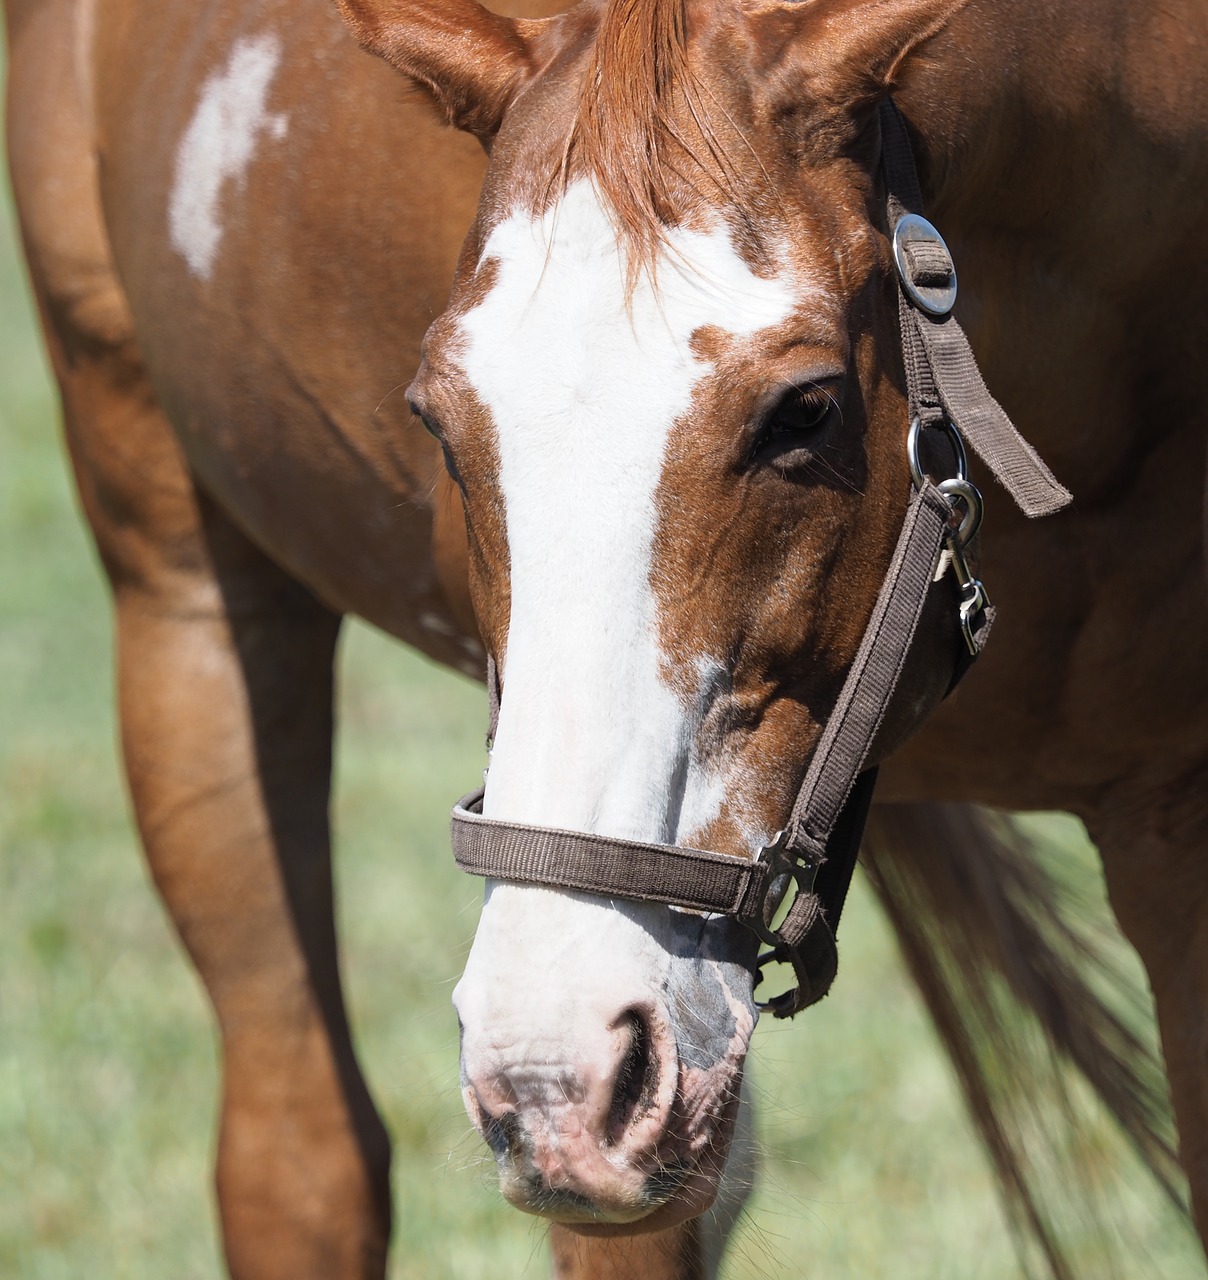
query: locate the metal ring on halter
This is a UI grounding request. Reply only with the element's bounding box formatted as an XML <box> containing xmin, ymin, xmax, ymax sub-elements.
<box><xmin>907</xmin><ymin>416</ymin><xmax>968</xmax><ymax>493</ymax></box>
<box><xmin>937</xmin><ymin>476</ymin><xmax>984</xmax><ymax>548</ymax></box>
<box><xmin>750</xmin><ymin>860</ymin><xmax>817</xmax><ymax>951</ymax></box>
<box><xmin>749</xmin><ymin>829</ymin><xmax>818</xmax><ymax>951</ymax></box>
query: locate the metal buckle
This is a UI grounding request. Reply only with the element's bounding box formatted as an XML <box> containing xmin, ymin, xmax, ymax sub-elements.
<box><xmin>892</xmin><ymin>213</ymin><xmax>958</xmax><ymax>317</ymax></box>
<box><xmin>907</xmin><ymin>417</ymin><xmax>991</xmax><ymax>654</ymax></box>
<box><xmin>752</xmin><ymin>835</ymin><xmax>820</xmax><ymax>1016</ymax></box>
<box><xmin>949</xmin><ymin>540</ymin><xmax>992</xmax><ymax>654</ymax></box>
<box><xmin>749</xmin><ymin>830</ymin><xmax>820</xmax><ymax>951</ymax></box>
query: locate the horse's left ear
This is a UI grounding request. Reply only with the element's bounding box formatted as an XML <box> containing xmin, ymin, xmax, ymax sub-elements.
<box><xmin>751</xmin><ymin>0</ymin><xmax>969</xmax><ymax>126</ymax></box>
<box><xmin>335</xmin><ymin>0</ymin><xmax>547</xmax><ymax>141</ymax></box>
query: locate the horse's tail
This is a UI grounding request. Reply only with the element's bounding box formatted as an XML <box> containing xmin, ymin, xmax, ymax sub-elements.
<box><xmin>861</xmin><ymin>802</ymin><xmax>1190</xmax><ymax>1279</ymax></box>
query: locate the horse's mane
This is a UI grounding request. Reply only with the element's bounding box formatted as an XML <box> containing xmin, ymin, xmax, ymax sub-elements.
<box><xmin>560</xmin><ymin>0</ymin><xmax>748</xmax><ymax>277</ymax></box>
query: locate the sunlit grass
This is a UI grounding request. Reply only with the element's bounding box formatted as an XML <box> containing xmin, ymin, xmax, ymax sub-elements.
<box><xmin>2</xmin><ymin>101</ymin><xmax>1202</xmax><ymax>1280</ymax></box>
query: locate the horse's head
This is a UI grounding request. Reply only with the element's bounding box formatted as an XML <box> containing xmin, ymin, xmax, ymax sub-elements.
<box><xmin>339</xmin><ymin>0</ymin><xmax>967</xmax><ymax>1232</ymax></box>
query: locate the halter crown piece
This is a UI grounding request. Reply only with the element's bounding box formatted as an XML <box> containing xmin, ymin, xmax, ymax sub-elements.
<box><xmin>449</xmin><ymin>100</ymin><xmax>1072</xmax><ymax>1018</ymax></box>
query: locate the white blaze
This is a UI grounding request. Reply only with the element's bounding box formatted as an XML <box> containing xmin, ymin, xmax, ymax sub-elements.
<box><xmin>453</xmin><ymin>183</ymin><xmax>795</xmax><ymax>1258</ymax></box>
<box><xmin>459</xmin><ymin>180</ymin><xmax>796</xmax><ymax>841</ymax></box>
<box><xmin>169</xmin><ymin>34</ymin><xmax>289</xmax><ymax>280</ymax></box>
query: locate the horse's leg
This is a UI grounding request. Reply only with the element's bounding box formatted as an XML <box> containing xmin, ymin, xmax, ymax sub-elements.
<box><xmin>64</xmin><ymin>405</ymin><xmax>390</xmax><ymax>1280</ymax></box>
<box><xmin>84</xmin><ymin>416</ymin><xmax>390</xmax><ymax>1280</ymax></box>
<box><xmin>115</xmin><ymin>524</ymin><xmax>391</xmax><ymax>1280</ymax></box>
<box><xmin>1091</xmin><ymin>777</ymin><xmax>1208</xmax><ymax>1250</ymax></box>
<box><xmin>82</xmin><ymin>430</ymin><xmax>390</xmax><ymax>1279</ymax></box>
<box><xmin>6</xmin><ymin>15</ymin><xmax>390</xmax><ymax>1273</ymax></box>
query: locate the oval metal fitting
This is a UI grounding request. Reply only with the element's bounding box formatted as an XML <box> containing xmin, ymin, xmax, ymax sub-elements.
<box><xmin>908</xmin><ymin>416</ymin><xmax>968</xmax><ymax>492</ymax></box>
<box><xmin>892</xmin><ymin>213</ymin><xmax>958</xmax><ymax>317</ymax></box>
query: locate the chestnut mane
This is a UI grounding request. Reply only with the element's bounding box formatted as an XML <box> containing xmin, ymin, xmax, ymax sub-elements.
<box><xmin>560</xmin><ymin>0</ymin><xmax>749</xmax><ymax>274</ymax></box>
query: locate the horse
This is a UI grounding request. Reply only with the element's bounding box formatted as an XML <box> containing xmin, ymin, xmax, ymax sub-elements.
<box><xmin>6</xmin><ymin>0</ymin><xmax>1208</xmax><ymax>1274</ymax></box>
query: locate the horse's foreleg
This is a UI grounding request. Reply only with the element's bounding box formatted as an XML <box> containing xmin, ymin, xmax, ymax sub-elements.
<box><xmin>113</xmin><ymin>542</ymin><xmax>391</xmax><ymax>1280</ymax></box>
<box><xmin>8</xmin><ymin>7</ymin><xmax>393</xmax><ymax>1268</ymax></box>
<box><xmin>1092</xmin><ymin>781</ymin><xmax>1208</xmax><ymax>1252</ymax></box>
<box><xmin>40</xmin><ymin>316</ymin><xmax>387</xmax><ymax>1280</ymax></box>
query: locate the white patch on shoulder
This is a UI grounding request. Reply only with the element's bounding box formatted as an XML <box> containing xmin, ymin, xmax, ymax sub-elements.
<box><xmin>419</xmin><ymin>610</ymin><xmax>455</xmax><ymax>636</ymax></box>
<box><xmin>458</xmin><ymin>179</ymin><xmax>799</xmax><ymax>845</ymax></box>
<box><xmin>169</xmin><ymin>34</ymin><xmax>289</xmax><ymax>280</ymax></box>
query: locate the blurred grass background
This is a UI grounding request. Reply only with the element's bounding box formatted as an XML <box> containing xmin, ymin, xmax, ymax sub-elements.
<box><xmin>1</xmin><ymin>64</ymin><xmax>1203</xmax><ymax>1280</ymax></box>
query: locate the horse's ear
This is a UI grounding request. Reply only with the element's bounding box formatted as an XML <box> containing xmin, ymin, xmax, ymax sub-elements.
<box><xmin>336</xmin><ymin>0</ymin><xmax>543</xmax><ymax>140</ymax></box>
<box><xmin>752</xmin><ymin>0</ymin><xmax>969</xmax><ymax>124</ymax></box>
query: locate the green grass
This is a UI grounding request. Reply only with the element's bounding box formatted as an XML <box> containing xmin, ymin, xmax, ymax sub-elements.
<box><xmin>1</xmin><ymin>98</ymin><xmax>1202</xmax><ymax>1280</ymax></box>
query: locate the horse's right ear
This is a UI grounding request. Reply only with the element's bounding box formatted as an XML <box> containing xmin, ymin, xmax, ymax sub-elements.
<box><xmin>336</xmin><ymin>0</ymin><xmax>543</xmax><ymax>141</ymax></box>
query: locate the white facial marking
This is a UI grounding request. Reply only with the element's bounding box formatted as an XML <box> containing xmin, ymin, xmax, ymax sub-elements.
<box><xmin>169</xmin><ymin>34</ymin><xmax>289</xmax><ymax>280</ymax></box>
<box><xmin>459</xmin><ymin>179</ymin><xmax>798</xmax><ymax>843</ymax></box>
<box><xmin>453</xmin><ymin>182</ymin><xmax>795</xmax><ymax>1211</ymax></box>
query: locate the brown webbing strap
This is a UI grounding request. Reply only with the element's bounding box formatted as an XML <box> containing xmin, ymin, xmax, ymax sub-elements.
<box><xmin>811</xmin><ymin>765</ymin><xmax>878</xmax><ymax>932</ymax></box>
<box><xmin>879</xmin><ymin>101</ymin><xmax>1072</xmax><ymax>517</ymax></box>
<box><xmin>452</xmin><ymin>790</ymin><xmax>770</xmax><ymax>917</ymax></box>
<box><xmin>745</xmin><ymin>484</ymin><xmax>949</xmax><ymax>1016</ymax></box>
<box><xmin>783</xmin><ymin>484</ymin><xmax>949</xmax><ymax>864</ymax></box>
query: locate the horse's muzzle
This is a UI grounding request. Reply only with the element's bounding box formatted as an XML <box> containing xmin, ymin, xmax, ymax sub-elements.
<box><xmin>457</xmin><ymin>993</ymin><xmax>744</xmax><ymax>1228</ymax></box>
<box><xmin>453</xmin><ymin>881</ymin><xmax>759</xmax><ymax>1227</ymax></box>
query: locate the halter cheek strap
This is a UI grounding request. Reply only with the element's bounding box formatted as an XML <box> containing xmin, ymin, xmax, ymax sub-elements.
<box><xmin>448</xmin><ymin>99</ymin><xmax>1071</xmax><ymax>1019</ymax></box>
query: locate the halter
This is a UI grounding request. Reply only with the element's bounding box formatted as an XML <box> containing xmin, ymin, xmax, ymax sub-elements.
<box><xmin>449</xmin><ymin>100</ymin><xmax>1071</xmax><ymax>1018</ymax></box>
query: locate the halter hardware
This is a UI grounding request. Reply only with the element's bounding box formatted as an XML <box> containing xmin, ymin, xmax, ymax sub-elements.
<box><xmin>892</xmin><ymin>212</ymin><xmax>958</xmax><ymax>317</ymax></box>
<box><xmin>908</xmin><ymin>415</ymin><xmax>990</xmax><ymax>652</ymax></box>
<box><xmin>448</xmin><ymin>99</ymin><xmax>1071</xmax><ymax>1019</ymax></box>
<box><xmin>747</xmin><ymin>827</ymin><xmax>820</xmax><ymax>949</ymax></box>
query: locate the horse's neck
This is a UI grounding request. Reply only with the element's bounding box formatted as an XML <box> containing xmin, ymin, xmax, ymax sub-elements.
<box><xmin>881</xmin><ymin>0</ymin><xmax>1208</xmax><ymax>806</ymax></box>
<box><xmin>897</xmin><ymin>0</ymin><xmax>1208</xmax><ymax>502</ymax></box>
<box><xmin>905</xmin><ymin>0</ymin><xmax>1208</xmax><ymax>220</ymax></box>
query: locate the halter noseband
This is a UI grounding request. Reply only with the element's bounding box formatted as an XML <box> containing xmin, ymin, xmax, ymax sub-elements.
<box><xmin>449</xmin><ymin>100</ymin><xmax>1071</xmax><ymax>1019</ymax></box>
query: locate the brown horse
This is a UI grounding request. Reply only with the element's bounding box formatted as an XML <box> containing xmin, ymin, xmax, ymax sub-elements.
<box><xmin>6</xmin><ymin>0</ymin><xmax>1208</xmax><ymax>1274</ymax></box>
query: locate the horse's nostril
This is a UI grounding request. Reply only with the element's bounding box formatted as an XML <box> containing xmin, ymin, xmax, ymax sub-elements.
<box><xmin>482</xmin><ymin>1106</ymin><xmax>524</xmax><ymax>1161</ymax></box>
<box><xmin>606</xmin><ymin>1008</ymin><xmax>660</xmax><ymax>1145</ymax></box>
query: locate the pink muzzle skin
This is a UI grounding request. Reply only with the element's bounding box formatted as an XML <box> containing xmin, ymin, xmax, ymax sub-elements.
<box><xmin>454</xmin><ymin>901</ymin><xmax>760</xmax><ymax>1227</ymax></box>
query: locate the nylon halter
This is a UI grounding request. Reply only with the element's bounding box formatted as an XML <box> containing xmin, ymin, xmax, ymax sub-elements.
<box><xmin>449</xmin><ymin>99</ymin><xmax>1072</xmax><ymax>1018</ymax></box>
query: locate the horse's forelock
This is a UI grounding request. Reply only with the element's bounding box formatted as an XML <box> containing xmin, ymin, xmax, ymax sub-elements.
<box><xmin>558</xmin><ymin>0</ymin><xmax>751</xmax><ymax>282</ymax></box>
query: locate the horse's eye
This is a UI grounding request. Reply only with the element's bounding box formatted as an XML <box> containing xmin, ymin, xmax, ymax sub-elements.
<box><xmin>767</xmin><ymin>386</ymin><xmax>836</xmax><ymax>437</ymax></box>
<box><xmin>752</xmin><ymin>384</ymin><xmax>839</xmax><ymax>466</ymax></box>
<box><xmin>409</xmin><ymin>401</ymin><xmax>442</xmax><ymax>441</ymax></box>
<box><xmin>409</xmin><ymin>401</ymin><xmax>465</xmax><ymax>489</ymax></box>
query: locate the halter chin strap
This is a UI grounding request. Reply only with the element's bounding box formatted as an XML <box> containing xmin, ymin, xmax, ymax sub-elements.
<box><xmin>449</xmin><ymin>98</ymin><xmax>1071</xmax><ymax>1019</ymax></box>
